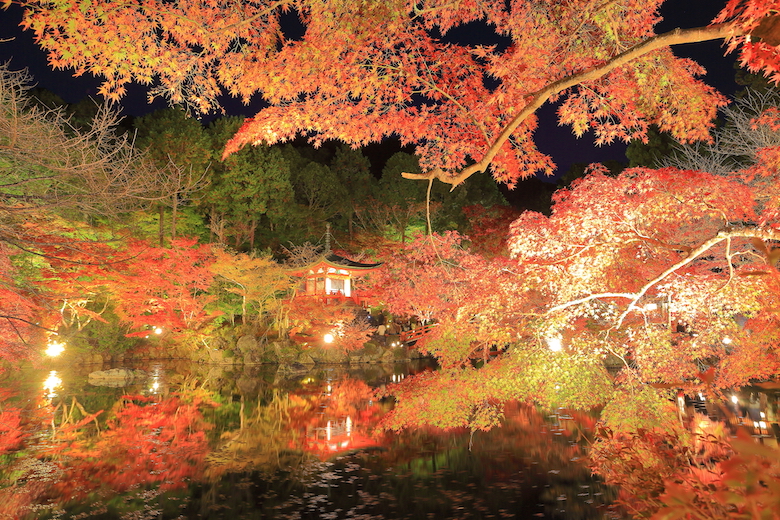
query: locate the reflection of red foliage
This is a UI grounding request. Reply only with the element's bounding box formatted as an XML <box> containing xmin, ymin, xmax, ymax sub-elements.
<box><xmin>0</xmin><ymin>407</ymin><xmax>24</xmax><ymax>455</ymax></box>
<box><xmin>47</xmin><ymin>394</ymin><xmax>213</xmax><ymax>499</ymax></box>
<box><xmin>289</xmin><ymin>378</ymin><xmax>389</xmax><ymax>459</ymax></box>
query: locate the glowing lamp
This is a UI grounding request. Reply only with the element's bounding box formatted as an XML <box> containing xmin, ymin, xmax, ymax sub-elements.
<box><xmin>546</xmin><ymin>337</ymin><xmax>562</xmax><ymax>352</ymax></box>
<box><xmin>324</xmin><ymin>333</ymin><xmax>335</xmax><ymax>344</ymax></box>
<box><xmin>154</xmin><ymin>327</ymin><xmax>163</xmax><ymax>335</ymax></box>
<box><xmin>731</xmin><ymin>395</ymin><xmax>739</xmax><ymax>404</ymax></box>
<box><xmin>45</xmin><ymin>340</ymin><xmax>65</xmax><ymax>357</ymax></box>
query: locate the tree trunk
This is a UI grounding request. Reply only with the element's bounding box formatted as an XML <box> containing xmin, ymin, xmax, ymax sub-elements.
<box><xmin>208</xmin><ymin>205</ymin><xmax>215</xmax><ymax>243</ymax></box>
<box><xmin>158</xmin><ymin>205</ymin><xmax>165</xmax><ymax>247</ymax></box>
<box><xmin>171</xmin><ymin>192</ymin><xmax>178</xmax><ymax>241</ymax></box>
<box><xmin>249</xmin><ymin>218</ymin><xmax>257</xmax><ymax>251</ymax></box>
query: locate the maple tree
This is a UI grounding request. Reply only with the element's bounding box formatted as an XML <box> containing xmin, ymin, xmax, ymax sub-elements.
<box><xmin>0</xmin><ymin>211</ymin><xmax>134</xmax><ymax>362</ymax></box>
<box><xmin>377</xmin><ymin>97</ymin><xmax>780</xmax><ymax>432</ymax></box>
<box><xmin>590</xmin><ymin>417</ymin><xmax>780</xmax><ymax>519</ymax></box>
<box><xmin>284</xmin><ymin>296</ymin><xmax>374</xmax><ymax>350</ymax></box>
<box><xmin>209</xmin><ymin>245</ymin><xmax>293</xmax><ymax>322</ymax></box>
<box><xmin>0</xmin><ymin>64</ymin><xmax>200</xmax><ymax>362</ymax></box>
<box><xmin>3</xmin><ymin>219</ymin><xmax>222</xmax><ymax>360</ymax></box>
<box><xmin>10</xmin><ymin>0</ymin><xmax>780</xmax><ymax>189</ymax></box>
<box><xmin>103</xmin><ymin>237</ymin><xmax>219</xmax><ymax>336</ymax></box>
<box><xmin>460</xmin><ymin>204</ymin><xmax>522</xmax><ymax>258</ymax></box>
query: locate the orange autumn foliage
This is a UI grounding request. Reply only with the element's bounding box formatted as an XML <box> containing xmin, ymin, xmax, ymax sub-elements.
<box><xmin>12</xmin><ymin>1</ymin><xmax>780</xmax><ymax>186</ymax></box>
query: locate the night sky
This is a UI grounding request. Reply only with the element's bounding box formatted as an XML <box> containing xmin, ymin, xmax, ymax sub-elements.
<box><xmin>0</xmin><ymin>1</ymin><xmax>738</xmax><ymax>184</ymax></box>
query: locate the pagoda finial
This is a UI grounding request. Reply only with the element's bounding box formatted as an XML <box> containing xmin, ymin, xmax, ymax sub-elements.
<box><xmin>325</xmin><ymin>222</ymin><xmax>332</xmax><ymax>252</ymax></box>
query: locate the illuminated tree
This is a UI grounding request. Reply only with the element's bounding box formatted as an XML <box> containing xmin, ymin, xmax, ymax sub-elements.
<box><xmin>12</xmin><ymin>0</ymin><xmax>780</xmax><ymax>189</ymax></box>
<box><xmin>210</xmin><ymin>246</ymin><xmax>293</xmax><ymax>322</ymax></box>
<box><xmin>0</xmin><ymin>65</ymin><xmax>185</xmax><ymax>361</ymax></box>
<box><xmin>381</xmin><ymin>105</ymin><xmax>780</xmax><ymax>431</ymax></box>
<box><xmin>106</xmin><ymin>237</ymin><xmax>219</xmax><ymax>336</ymax></box>
<box><xmin>0</xmin><ymin>65</ymin><xmax>166</xmax><ymax>218</ymax></box>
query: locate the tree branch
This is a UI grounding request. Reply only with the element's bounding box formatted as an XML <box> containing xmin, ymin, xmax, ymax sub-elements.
<box><xmin>1</xmin><ymin>315</ymin><xmax>58</xmax><ymax>334</ymax></box>
<box><xmin>546</xmin><ymin>226</ymin><xmax>780</xmax><ymax>328</ymax></box>
<box><xmin>403</xmin><ymin>22</ymin><xmax>746</xmax><ymax>187</ymax></box>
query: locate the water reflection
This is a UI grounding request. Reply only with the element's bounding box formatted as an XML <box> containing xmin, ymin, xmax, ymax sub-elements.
<box><xmin>42</xmin><ymin>371</ymin><xmax>62</xmax><ymax>400</ymax></box>
<box><xmin>0</xmin><ymin>362</ymin><xmax>615</xmax><ymax>519</ymax></box>
<box><xmin>684</xmin><ymin>384</ymin><xmax>780</xmax><ymax>446</ymax></box>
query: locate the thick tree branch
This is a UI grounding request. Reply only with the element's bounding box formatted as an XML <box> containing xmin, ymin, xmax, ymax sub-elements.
<box><xmin>547</xmin><ymin>292</ymin><xmax>637</xmax><ymax>313</ymax></box>
<box><xmin>403</xmin><ymin>22</ymin><xmax>747</xmax><ymax>187</ymax></box>
<box><xmin>586</xmin><ymin>227</ymin><xmax>780</xmax><ymax>331</ymax></box>
<box><xmin>546</xmin><ymin>226</ymin><xmax>780</xmax><ymax>329</ymax></box>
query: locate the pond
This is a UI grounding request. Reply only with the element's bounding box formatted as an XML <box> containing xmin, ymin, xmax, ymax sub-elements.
<box><xmin>0</xmin><ymin>360</ymin><xmax>619</xmax><ymax>519</ymax></box>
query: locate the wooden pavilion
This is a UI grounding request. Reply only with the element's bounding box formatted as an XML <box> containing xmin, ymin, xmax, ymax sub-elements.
<box><xmin>288</xmin><ymin>252</ymin><xmax>382</xmax><ymax>307</ymax></box>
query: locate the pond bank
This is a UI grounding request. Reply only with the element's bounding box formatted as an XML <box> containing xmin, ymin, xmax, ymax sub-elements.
<box><xmin>60</xmin><ymin>331</ymin><xmax>428</xmax><ymax>367</ymax></box>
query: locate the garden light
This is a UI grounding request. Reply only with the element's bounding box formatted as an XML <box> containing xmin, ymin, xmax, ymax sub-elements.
<box><xmin>45</xmin><ymin>340</ymin><xmax>65</xmax><ymax>357</ymax></box>
<box><xmin>545</xmin><ymin>337</ymin><xmax>562</xmax><ymax>352</ymax></box>
<box><xmin>324</xmin><ymin>333</ymin><xmax>335</xmax><ymax>344</ymax></box>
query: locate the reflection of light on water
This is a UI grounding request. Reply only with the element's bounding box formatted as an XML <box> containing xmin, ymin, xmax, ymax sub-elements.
<box><xmin>43</xmin><ymin>371</ymin><xmax>62</xmax><ymax>399</ymax></box>
<box><xmin>148</xmin><ymin>366</ymin><xmax>164</xmax><ymax>394</ymax></box>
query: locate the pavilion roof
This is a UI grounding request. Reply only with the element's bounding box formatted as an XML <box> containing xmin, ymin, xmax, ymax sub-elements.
<box><xmin>288</xmin><ymin>253</ymin><xmax>382</xmax><ymax>277</ymax></box>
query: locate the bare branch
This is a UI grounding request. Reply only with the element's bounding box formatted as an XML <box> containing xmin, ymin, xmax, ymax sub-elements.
<box><xmin>0</xmin><ymin>64</ymin><xmax>174</xmax><ymax>218</ymax></box>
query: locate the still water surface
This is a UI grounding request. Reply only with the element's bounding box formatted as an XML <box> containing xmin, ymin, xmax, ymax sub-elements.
<box><xmin>0</xmin><ymin>361</ymin><xmax>617</xmax><ymax>519</ymax></box>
